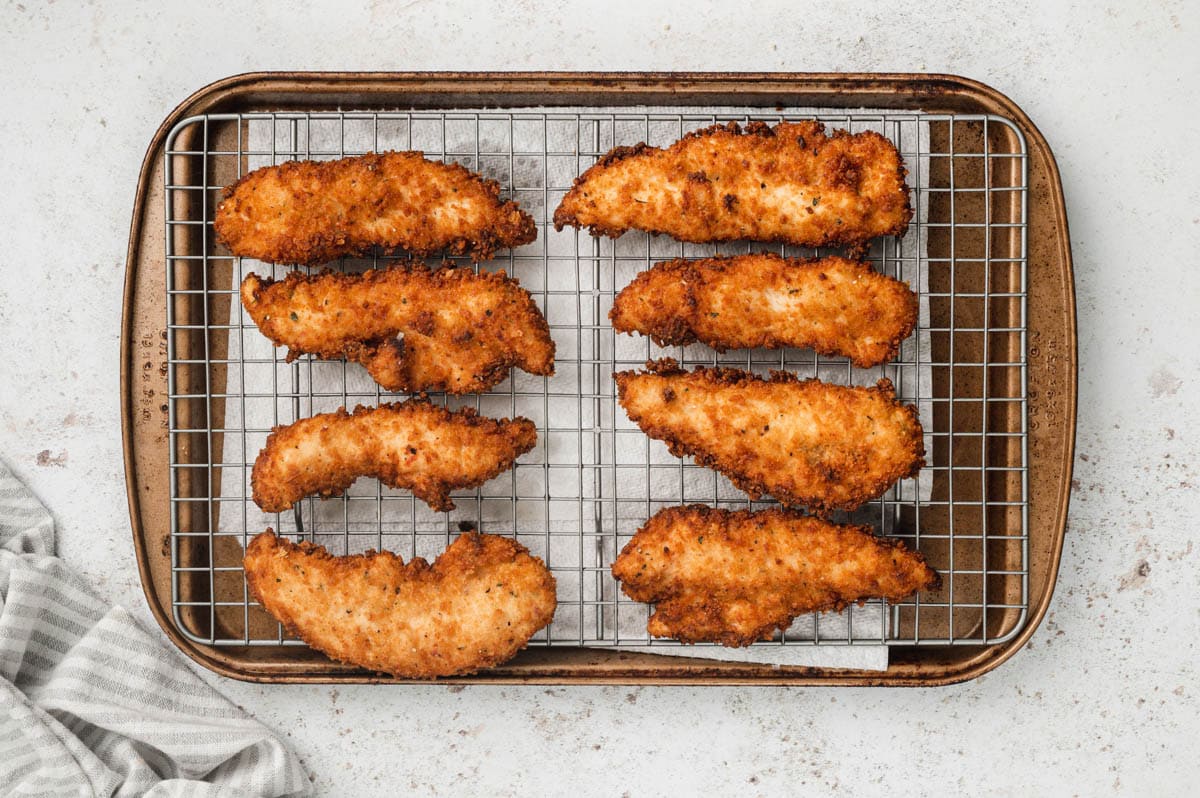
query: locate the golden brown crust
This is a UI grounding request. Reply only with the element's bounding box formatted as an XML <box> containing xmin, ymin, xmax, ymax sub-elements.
<box><xmin>614</xmin><ymin>360</ymin><xmax>924</xmax><ymax>514</ymax></box>
<box><xmin>244</xmin><ymin>530</ymin><xmax>557</xmax><ymax>678</ymax></box>
<box><xmin>554</xmin><ymin>121</ymin><xmax>911</xmax><ymax>248</ymax></box>
<box><xmin>215</xmin><ymin>152</ymin><xmax>537</xmax><ymax>264</ymax></box>
<box><xmin>610</xmin><ymin>254</ymin><xmax>918</xmax><ymax>367</ymax></box>
<box><xmin>250</xmin><ymin>400</ymin><xmax>537</xmax><ymax>513</ymax></box>
<box><xmin>241</xmin><ymin>264</ymin><xmax>555</xmax><ymax>394</ymax></box>
<box><xmin>611</xmin><ymin>505</ymin><xmax>939</xmax><ymax>646</ymax></box>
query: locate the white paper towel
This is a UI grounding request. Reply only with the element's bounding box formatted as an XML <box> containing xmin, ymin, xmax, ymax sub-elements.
<box><xmin>213</xmin><ymin>108</ymin><xmax>931</xmax><ymax>672</ymax></box>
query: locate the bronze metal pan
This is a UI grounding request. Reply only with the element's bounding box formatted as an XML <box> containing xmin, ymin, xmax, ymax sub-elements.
<box><xmin>122</xmin><ymin>72</ymin><xmax>1074</xmax><ymax>685</ymax></box>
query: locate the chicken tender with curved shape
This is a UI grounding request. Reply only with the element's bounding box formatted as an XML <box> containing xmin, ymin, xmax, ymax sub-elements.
<box><xmin>241</xmin><ymin>265</ymin><xmax>555</xmax><ymax>394</ymax></box>
<box><xmin>215</xmin><ymin>152</ymin><xmax>537</xmax><ymax>264</ymax></box>
<box><xmin>244</xmin><ymin>530</ymin><xmax>557</xmax><ymax>678</ymax></box>
<box><xmin>615</xmin><ymin>360</ymin><xmax>924</xmax><ymax>514</ymax></box>
<box><xmin>251</xmin><ymin>401</ymin><xmax>537</xmax><ymax>513</ymax></box>
<box><xmin>554</xmin><ymin>120</ymin><xmax>911</xmax><ymax>249</ymax></box>
<box><xmin>610</xmin><ymin>254</ymin><xmax>917</xmax><ymax>367</ymax></box>
<box><xmin>611</xmin><ymin>505</ymin><xmax>939</xmax><ymax>646</ymax></box>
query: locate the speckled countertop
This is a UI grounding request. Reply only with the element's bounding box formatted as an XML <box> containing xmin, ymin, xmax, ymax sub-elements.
<box><xmin>1</xmin><ymin>1</ymin><xmax>1196</xmax><ymax>794</ymax></box>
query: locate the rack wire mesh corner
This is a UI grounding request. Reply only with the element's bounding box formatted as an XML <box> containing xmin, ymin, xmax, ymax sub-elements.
<box><xmin>164</xmin><ymin>106</ymin><xmax>1028</xmax><ymax>653</ymax></box>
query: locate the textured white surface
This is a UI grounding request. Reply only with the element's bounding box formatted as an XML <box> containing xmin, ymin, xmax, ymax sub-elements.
<box><xmin>0</xmin><ymin>1</ymin><xmax>1197</xmax><ymax>794</ymax></box>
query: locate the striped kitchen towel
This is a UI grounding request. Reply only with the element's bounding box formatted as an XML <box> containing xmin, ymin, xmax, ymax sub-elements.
<box><xmin>0</xmin><ymin>460</ymin><xmax>312</xmax><ymax>797</ymax></box>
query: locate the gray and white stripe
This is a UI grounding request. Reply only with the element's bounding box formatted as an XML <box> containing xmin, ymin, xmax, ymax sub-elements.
<box><xmin>0</xmin><ymin>460</ymin><xmax>311</xmax><ymax>796</ymax></box>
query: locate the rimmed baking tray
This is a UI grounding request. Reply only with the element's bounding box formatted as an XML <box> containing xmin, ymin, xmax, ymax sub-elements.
<box><xmin>122</xmin><ymin>72</ymin><xmax>1075</xmax><ymax>685</ymax></box>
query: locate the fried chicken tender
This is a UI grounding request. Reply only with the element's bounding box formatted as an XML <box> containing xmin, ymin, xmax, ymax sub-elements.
<box><xmin>251</xmin><ymin>401</ymin><xmax>537</xmax><ymax>513</ymax></box>
<box><xmin>610</xmin><ymin>254</ymin><xmax>917</xmax><ymax>367</ymax></box>
<box><xmin>615</xmin><ymin>360</ymin><xmax>924</xmax><ymax>514</ymax></box>
<box><xmin>215</xmin><ymin>152</ymin><xmax>537</xmax><ymax>264</ymax></box>
<box><xmin>244</xmin><ymin>530</ymin><xmax>557</xmax><ymax>678</ymax></box>
<box><xmin>611</xmin><ymin>505</ymin><xmax>939</xmax><ymax>646</ymax></box>
<box><xmin>554</xmin><ymin>121</ymin><xmax>911</xmax><ymax>249</ymax></box>
<box><xmin>241</xmin><ymin>265</ymin><xmax>554</xmax><ymax>394</ymax></box>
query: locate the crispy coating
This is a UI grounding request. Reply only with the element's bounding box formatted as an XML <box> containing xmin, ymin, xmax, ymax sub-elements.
<box><xmin>251</xmin><ymin>401</ymin><xmax>537</xmax><ymax>513</ymax></box>
<box><xmin>554</xmin><ymin>121</ymin><xmax>911</xmax><ymax>249</ymax></box>
<box><xmin>244</xmin><ymin>530</ymin><xmax>557</xmax><ymax>678</ymax></box>
<box><xmin>614</xmin><ymin>360</ymin><xmax>924</xmax><ymax>514</ymax></box>
<box><xmin>610</xmin><ymin>254</ymin><xmax>918</xmax><ymax>367</ymax></box>
<box><xmin>611</xmin><ymin>505</ymin><xmax>939</xmax><ymax>646</ymax></box>
<box><xmin>215</xmin><ymin>152</ymin><xmax>537</xmax><ymax>264</ymax></box>
<box><xmin>241</xmin><ymin>265</ymin><xmax>555</xmax><ymax>394</ymax></box>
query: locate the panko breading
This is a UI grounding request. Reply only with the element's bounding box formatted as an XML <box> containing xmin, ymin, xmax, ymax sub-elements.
<box><xmin>614</xmin><ymin>360</ymin><xmax>924</xmax><ymax>514</ymax></box>
<box><xmin>611</xmin><ymin>505</ymin><xmax>939</xmax><ymax>646</ymax></box>
<box><xmin>244</xmin><ymin>530</ymin><xmax>557</xmax><ymax>678</ymax></box>
<box><xmin>610</xmin><ymin>254</ymin><xmax>918</xmax><ymax>367</ymax></box>
<box><xmin>554</xmin><ymin>121</ymin><xmax>911</xmax><ymax>249</ymax></box>
<box><xmin>241</xmin><ymin>265</ymin><xmax>555</xmax><ymax>394</ymax></box>
<box><xmin>215</xmin><ymin>152</ymin><xmax>536</xmax><ymax>264</ymax></box>
<box><xmin>251</xmin><ymin>401</ymin><xmax>537</xmax><ymax>513</ymax></box>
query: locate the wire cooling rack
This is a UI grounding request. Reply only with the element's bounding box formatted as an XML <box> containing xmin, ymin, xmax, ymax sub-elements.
<box><xmin>164</xmin><ymin>107</ymin><xmax>1029</xmax><ymax>651</ymax></box>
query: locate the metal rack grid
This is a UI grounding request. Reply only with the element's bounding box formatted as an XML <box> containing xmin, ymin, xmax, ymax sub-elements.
<box><xmin>163</xmin><ymin>107</ymin><xmax>1028</xmax><ymax>652</ymax></box>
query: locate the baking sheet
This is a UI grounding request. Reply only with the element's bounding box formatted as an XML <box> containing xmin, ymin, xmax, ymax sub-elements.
<box><xmin>126</xmin><ymin>71</ymin><xmax>1071</xmax><ymax>685</ymax></box>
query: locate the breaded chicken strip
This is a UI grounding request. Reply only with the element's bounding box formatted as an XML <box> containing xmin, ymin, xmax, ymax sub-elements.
<box><xmin>615</xmin><ymin>360</ymin><xmax>924</xmax><ymax>514</ymax></box>
<box><xmin>216</xmin><ymin>152</ymin><xmax>536</xmax><ymax>264</ymax></box>
<box><xmin>241</xmin><ymin>265</ymin><xmax>554</xmax><ymax>394</ymax></box>
<box><xmin>251</xmin><ymin>401</ymin><xmax>536</xmax><ymax>513</ymax></box>
<box><xmin>554</xmin><ymin>121</ymin><xmax>911</xmax><ymax>249</ymax></box>
<box><xmin>244</xmin><ymin>530</ymin><xmax>557</xmax><ymax>678</ymax></box>
<box><xmin>611</xmin><ymin>505</ymin><xmax>938</xmax><ymax>646</ymax></box>
<box><xmin>610</xmin><ymin>254</ymin><xmax>917</xmax><ymax>367</ymax></box>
